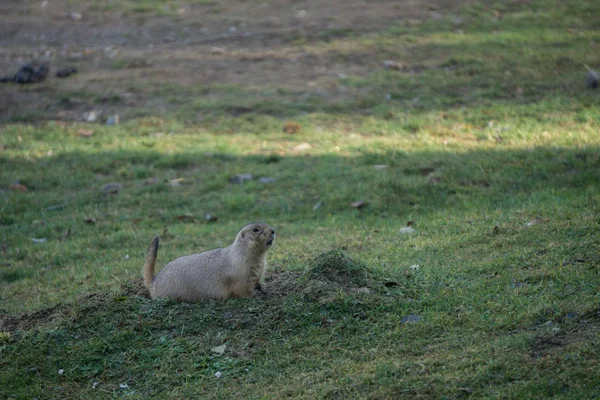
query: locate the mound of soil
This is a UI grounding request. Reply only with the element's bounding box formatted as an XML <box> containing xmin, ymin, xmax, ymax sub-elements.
<box><xmin>306</xmin><ymin>249</ymin><xmax>371</xmax><ymax>287</ymax></box>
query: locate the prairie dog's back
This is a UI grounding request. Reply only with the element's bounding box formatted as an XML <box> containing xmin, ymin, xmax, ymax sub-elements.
<box><xmin>150</xmin><ymin>248</ymin><xmax>231</xmax><ymax>301</ymax></box>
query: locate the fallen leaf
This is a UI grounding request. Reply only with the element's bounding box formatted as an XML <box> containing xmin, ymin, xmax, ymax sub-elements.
<box><xmin>383</xmin><ymin>60</ymin><xmax>404</xmax><ymax>70</ymax></box>
<box><xmin>9</xmin><ymin>184</ymin><xmax>28</xmax><ymax>192</ymax></box>
<box><xmin>78</xmin><ymin>129</ymin><xmax>94</xmax><ymax>137</ymax></box>
<box><xmin>283</xmin><ymin>121</ymin><xmax>302</xmax><ymax>134</ymax></box>
<box><xmin>211</xmin><ymin>344</ymin><xmax>227</xmax><ymax>355</ymax></box>
<box><xmin>176</xmin><ymin>215</ymin><xmax>196</xmax><ymax>222</ymax></box>
<box><xmin>210</xmin><ymin>46</ymin><xmax>226</xmax><ymax>55</ymax></box>
<box><xmin>291</xmin><ymin>143</ymin><xmax>312</xmax><ymax>152</ymax></box>
<box><xmin>515</xmin><ymin>87</ymin><xmax>524</xmax><ymax>97</ymax></box>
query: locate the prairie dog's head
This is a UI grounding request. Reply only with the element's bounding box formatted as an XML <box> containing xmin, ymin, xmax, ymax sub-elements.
<box><xmin>235</xmin><ymin>222</ymin><xmax>276</xmax><ymax>251</ymax></box>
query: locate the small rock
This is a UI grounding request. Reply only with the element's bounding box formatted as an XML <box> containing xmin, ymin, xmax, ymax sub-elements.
<box><xmin>84</xmin><ymin>110</ymin><xmax>100</xmax><ymax>122</ymax></box>
<box><xmin>56</xmin><ymin>67</ymin><xmax>78</xmax><ymax>78</ymax></box>
<box><xmin>399</xmin><ymin>221</ymin><xmax>417</xmax><ymax>235</ymax></box>
<box><xmin>69</xmin><ymin>12</ymin><xmax>83</xmax><ymax>20</ymax></box>
<box><xmin>124</xmin><ymin>254</ymin><xmax>130</xmax><ymax>260</ymax></box>
<box><xmin>205</xmin><ymin>214</ymin><xmax>218</xmax><ymax>223</ymax></box>
<box><xmin>214</xmin><ymin>371</ymin><xmax>222</xmax><ymax>378</ymax></box>
<box><xmin>12</xmin><ymin>63</ymin><xmax>49</xmax><ymax>84</ymax></box>
<box><xmin>296</xmin><ymin>10</ymin><xmax>307</xmax><ymax>19</ymax></box>
<box><xmin>291</xmin><ymin>143</ymin><xmax>312</xmax><ymax>152</ymax></box>
<box><xmin>351</xmin><ymin>200</ymin><xmax>367</xmax><ymax>210</ymax></box>
<box><xmin>228</xmin><ymin>26</ymin><xmax>237</xmax><ymax>33</ymax></box>
<box><xmin>259</xmin><ymin>176</ymin><xmax>276</xmax><ymax>184</ymax></box>
<box><xmin>106</xmin><ymin>115</ymin><xmax>119</xmax><ymax>125</ymax></box>
<box><xmin>383</xmin><ymin>60</ymin><xmax>403</xmax><ymax>70</ymax></box>
<box><xmin>119</xmin><ymin>383</ymin><xmax>128</xmax><ymax>389</ymax></box>
<box><xmin>385</xmin><ymin>93</ymin><xmax>392</xmax><ymax>101</ymax></box>
<box><xmin>101</xmin><ymin>182</ymin><xmax>123</xmax><ymax>194</ymax></box>
<box><xmin>92</xmin><ymin>382</ymin><xmax>99</xmax><ymax>389</ymax></box>
<box><xmin>210</xmin><ymin>47</ymin><xmax>226</xmax><ymax>55</ymax></box>
<box><xmin>373</xmin><ymin>164</ymin><xmax>388</xmax><ymax>170</ymax></box>
<box><xmin>526</xmin><ymin>218</ymin><xmax>542</xmax><ymax>227</ymax></box>
<box><xmin>31</xmin><ymin>238</ymin><xmax>47</xmax><ymax>244</ymax></box>
<box><xmin>169</xmin><ymin>178</ymin><xmax>183</xmax><ymax>187</ymax></box>
<box><xmin>229</xmin><ymin>173</ymin><xmax>253</xmax><ymax>184</ymax></box>
<box><xmin>400</xmin><ymin>315</ymin><xmax>422</xmax><ymax>323</ymax></box>
<box><xmin>58</xmin><ymin>369</ymin><xmax>64</xmax><ymax>375</ymax></box>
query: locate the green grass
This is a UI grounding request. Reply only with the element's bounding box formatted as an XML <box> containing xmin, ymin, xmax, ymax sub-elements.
<box><xmin>1</xmin><ymin>0</ymin><xmax>600</xmax><ymax>398</ymax></box>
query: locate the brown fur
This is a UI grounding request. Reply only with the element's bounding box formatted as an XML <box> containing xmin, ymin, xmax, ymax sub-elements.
<box><xmin>143</xmin><ymin>223</ymin><xmax>275</xmax><ymax>302</ymax></box>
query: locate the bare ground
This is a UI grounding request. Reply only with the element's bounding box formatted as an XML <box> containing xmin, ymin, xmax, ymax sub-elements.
<box><xmin>0</xmin><ymin>0</ymin><xmax>463</xmax><ymax>122</ymax></box>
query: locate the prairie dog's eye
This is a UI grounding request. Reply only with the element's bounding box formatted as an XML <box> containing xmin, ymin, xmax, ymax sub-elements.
<box><xmin>252</xmin><ymin>227</ymin><xmax>260</xmax><ymax>233</ymax></box>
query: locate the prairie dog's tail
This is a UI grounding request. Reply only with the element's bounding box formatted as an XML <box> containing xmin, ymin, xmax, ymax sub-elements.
<box><xmin>144</xmin><ymin>236</ymin><xmax>160</xmax><ymax>289</ymax></box>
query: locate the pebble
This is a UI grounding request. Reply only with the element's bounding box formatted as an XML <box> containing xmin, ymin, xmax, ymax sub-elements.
<box><xmin>229</xmin><ymin>173</ymin><xmax>252</xmax><ymax>184</ymax></box>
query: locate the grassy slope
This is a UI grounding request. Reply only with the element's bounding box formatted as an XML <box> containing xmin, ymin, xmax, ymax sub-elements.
<box><xmin>1</xmin><ymin>0</ymin><xmax>600</xmax><ymax>398</ymax></box>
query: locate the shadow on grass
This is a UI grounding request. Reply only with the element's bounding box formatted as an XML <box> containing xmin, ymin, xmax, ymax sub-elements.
<box><xmin>1</xmin><ymin>145</ymin><xmax>598</xmax><ymax>222</ymax></box>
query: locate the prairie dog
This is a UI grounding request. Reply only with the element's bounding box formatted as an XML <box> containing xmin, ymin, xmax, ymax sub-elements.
<box><xmin>143</xmin><ymin>222</ymin><xmax>275</xmax><ymax>302</ymax></box>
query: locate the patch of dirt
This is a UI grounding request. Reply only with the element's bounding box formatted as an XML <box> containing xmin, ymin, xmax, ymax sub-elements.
<box><xmin>0</xmin><ymin>0</ymin><xmax>464</xmax><ymax>122</ymax></box>
<box><xmin>263</xmin><ymin>269</ymin><xmax>304</xmax><ymax>298</ymax></box>
<box><xmin>530</xmin><ymin>307</ymin><xmax>600</xmax><ymax>358</ymax></box>
<box><xmin>121</xmin><ymin>277</ymin><xmax>152</xmax><ymax>299</ymax></box>
<box><xmin>0</xmin><ymin>305</ymin><xmax>63</xmax><ymax>333</ymax></box>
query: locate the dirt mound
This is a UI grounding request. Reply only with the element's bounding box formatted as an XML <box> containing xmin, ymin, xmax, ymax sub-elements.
<box><xmin>306</xmin><ymin>250</ymin><xmax>371</xmax><ymax>287</ymax></box>
<box><xmin>121</xmin><ymin>277</ymin><xmax>151</xmax><ymax>299</ymax></box>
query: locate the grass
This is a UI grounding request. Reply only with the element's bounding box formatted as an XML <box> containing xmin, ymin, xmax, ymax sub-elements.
<box><xmin>1</xmin><ymin>0</ymin><xmax>600</xmax><ymax>398</ymax></box>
